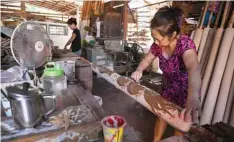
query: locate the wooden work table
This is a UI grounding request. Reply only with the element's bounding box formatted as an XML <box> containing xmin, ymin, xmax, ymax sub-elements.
<box><xmin>1</xmin><ymin>84</ymin><xmax>105</xmax><ymax>142</ymax></box>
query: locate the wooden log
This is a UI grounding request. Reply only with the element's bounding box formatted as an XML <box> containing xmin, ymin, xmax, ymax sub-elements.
<box><xmin>122</xmin><ymin>1</ymin><xmax>128</xmax><ymax>41</ymax></box>
<box><xmin>91</xmin><ymin>64</ymin><xmax>192</xmax><ymax>132</ymax></box>
<box><xmin>223</xmin><ymin>73</ymin><xmax>234</xmax><ymax>123</ymax></box>
<box><xmin>193</xmin><ymin>1</ymin><xmax>209</xmax><ymax>50</ymax></box>
<box><xmin>200</xmin><ymin>5</ymin><xmax>233</xmax><ymax>125</ymax></box>
<box><xmin>200</xmin><ymin>2</ymin><xmax>230</xmax><ymax>105</ymax></box>
<box><xmin>212</xmin><ymin>36</ymin><xmax>234</xmax><ymax>124</ymax></box>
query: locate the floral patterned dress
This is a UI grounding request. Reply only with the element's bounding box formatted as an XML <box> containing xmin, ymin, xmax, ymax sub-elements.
<box><xmin>150</xmin><ymin>35</ymin><xmax>197</xmax><ymax>107</ymax></box>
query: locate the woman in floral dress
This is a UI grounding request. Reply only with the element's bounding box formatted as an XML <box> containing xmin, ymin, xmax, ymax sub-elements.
<box><xmin>131</xmin><ymin>6</ymin><xmax>201</xmax><ymax>142</ymax></box>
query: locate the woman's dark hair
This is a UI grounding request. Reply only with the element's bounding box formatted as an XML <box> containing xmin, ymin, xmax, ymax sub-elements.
<box><xmin>67</xmin><ymin>18</ymin><xmax>77</xmax><ymax>25</ymax></box>
<box><xmin>150</xmin><ymin>6</ymin><xmax>183</xmax><ymax>36</ymax></box>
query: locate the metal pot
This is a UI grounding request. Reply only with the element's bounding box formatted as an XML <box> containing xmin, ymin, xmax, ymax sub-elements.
<box><xmin>6</xmin><ymin>82</ymin><xmax>56</xmax><ymax>129</ymax></box>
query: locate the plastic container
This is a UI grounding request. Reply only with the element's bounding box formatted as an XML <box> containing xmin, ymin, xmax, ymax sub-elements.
<box><xmin>41</xmin><ymin>62</ymin><xmax>67</xmax><ymax>97</ymax></box>
<box><xmin>56</xmin><ymin>60</ymin><xmax>76</xmax><ymax>81</ymax></box>
<box><xmin>101</xmin><ymin>115</ymin><xmax>126</xmax><ymax>142</ymax></box>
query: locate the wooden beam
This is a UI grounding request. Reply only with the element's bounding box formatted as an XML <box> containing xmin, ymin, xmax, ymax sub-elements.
<box><xmin>66</xmin><ymin>7</ymin><xmax>78</xmax><ymax>15</ymax></box>
<box><xmin>123</xmin><ymin>1</ymin><xmax>128</xmax><ymax>41</ymax></box>
<box><xmin>1</xmin><ymin>9</ymin><xmax>69</xmax><ymax>19</ymax></box>
<box><xmin>26</xmin><ymin>1</ymin><xmax>58</xmax><ymax>12</ymax></box>
<box><xmin>25</xmin><ymin>1</ymin><xmax>75</xmax><ymax>16</ymax></box>
<box><xmin>1</xmin><ymin>0</ymin><xmax>20</xmax><ymax>4</ymax></box>
<box><xmin>1</xmin><ymin>4</ymin><xmax>20</xmax><ymax>8</ymax></box>
<box><xmin>1</xmin><ymin>8</ymin><xmax>22</xmax><ymax>12</ymax></box>
<box><xmin>132</xmin><ymin>1</ymin><xmax>169</xmax><ymax>9</ymax></box>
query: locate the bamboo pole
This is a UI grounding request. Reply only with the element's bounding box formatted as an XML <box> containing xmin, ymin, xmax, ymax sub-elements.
<box><xmin>200</xmin><ymin>2</ymin><xmax>224</xmax><ymax>78</ymax></box>
<box><xmin>212</xmin><ymin>29</ymin><xmax>234</xmax><ymax>124</ymax></box>
<box><xmin>123</xmin><ymin>1</ymin><xmax>128</xmax><ymax>41</ymax></box>
<box><xmin>193</xmin><ymin>1</ymin><xmax>209</xmax><ymax>50</ymax></box>
<box><xmin>200</xmin><ymin>2</ymin><xmax>230</xmax><ymax>106</ymax></box>
<box><xmin>198</xmin><ymin>2</ymin><xmax>215</xmax><ymax>61</ymax></box>
<box><xmin>201</xmin><ymin>4</ymin><xmax>233</xmax><ymax>125</ymax></box>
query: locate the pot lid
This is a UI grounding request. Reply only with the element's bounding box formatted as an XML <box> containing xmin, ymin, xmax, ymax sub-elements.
<box><xmin>6</xmin><ymin>82</ymin><xmax>40</xmax><ymax>99</ymax></box>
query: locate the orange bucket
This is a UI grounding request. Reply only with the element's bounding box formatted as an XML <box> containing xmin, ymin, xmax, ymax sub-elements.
<box><xmin>101</xmin><ymin>115</ymin><xmax>126</xmax><ymax>142</ymax></box>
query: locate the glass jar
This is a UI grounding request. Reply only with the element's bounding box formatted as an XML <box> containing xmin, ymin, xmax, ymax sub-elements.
<box><xmin>41</xmin><ymin>62</ymin><xmax>67</xmax><ymax>97</ymax></box>
<box><xmin>41</xmin><ymin>62</ymin><xmax>67</xmax><ymax>111</ymax></box>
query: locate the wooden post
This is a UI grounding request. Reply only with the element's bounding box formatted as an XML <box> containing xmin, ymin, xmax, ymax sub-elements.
<box><xmin>76</xmin><ymin>7</ymin><xmax>80</xmax><ymax>28</ymax></box>
<box><xmin>123</xmin><ymin>1</ymin><xmax>128</xmax><ymax>41</ymax></box>
<box><xmin>136</xmin><ymin>11</ymin><xmax>139</xmax><ymax>43</ymax></box>
<box><xmin>20</xmin><ymin>1</ymin><xmax>26</xmax><ymax>19</ymax></box>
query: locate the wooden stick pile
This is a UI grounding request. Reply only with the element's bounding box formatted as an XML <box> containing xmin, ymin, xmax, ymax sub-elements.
<box><xmin>1</xmin><ymin>36</ymin><xmax>15</xmax><ymax>64</ymax></box>
<box><xmin>191</xmin><ymin>2</ymin><xmax>234</xmax><ymax>125</ymax></box>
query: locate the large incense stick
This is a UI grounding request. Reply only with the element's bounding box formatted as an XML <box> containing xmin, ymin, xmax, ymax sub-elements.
<box><xmin>223</xmin><ymin>75</ymin><xmax>234</xmax><ymax>123</ymax></box>
<box><xmin>212</xmin><ymin>30</ymin><xmax>234</xmax><ymax>124</ymax></box>
<box><xmin>229</xmin><ymin>92</ymin><xmax>234</xmax><ymax>127</ymax></box>
<box><xmin>198</xmin><ymin>2</ymin><xmax>215</xmax><ymax>61</ymax></box>
<box><xmin>90</xmin><ymin>64</ymin><xmax>192</xmax><ymax>132</ymax></box>
<box><xmin>200</xmin><ymin>2</ymin><xmax>224</xmax><ymax>78</ymax></box>
<box><xmin>200</xmin><ymin>2</ymin><xmax>230</xmax><ymax>106</ymax></box>
<box><xmin>190</xmin><ymin>5</ymin><xmax>205</xmax><ymax>40</ymax></box>
<box><xmin>193</xmin><ymin>2</ymin><xmax>209</xmax><ymax>50</ymax></box>
<box><xmin>201</xmin><ymin>4</ymin><xmax>233</xmax><ymax>125</ymax></box>
<box><xmin>76</xmin><ymin>57</ymin><xmax>192</xmax><ymax>132</ymax></box>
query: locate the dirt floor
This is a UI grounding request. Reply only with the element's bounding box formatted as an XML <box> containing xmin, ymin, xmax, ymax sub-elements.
<box><xmin>92</xmin><ymin>77</ymin><xmax>174</xmax><ymax>142</ymax></box>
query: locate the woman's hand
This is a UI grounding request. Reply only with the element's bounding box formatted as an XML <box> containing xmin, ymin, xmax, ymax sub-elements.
<box><xmin>180</xmin><ymin>95</ymin><xmax>201</xmax><ymax>123</ymax></box>
<box><xmin>130</xmin><ymin>52</ymin><xmax>156</xmax><ymax>82</ymax></box>
<box><xmin>131</xmin><ymin>70</ymin><xmax>143</xmax><ymax>82</ymax></box>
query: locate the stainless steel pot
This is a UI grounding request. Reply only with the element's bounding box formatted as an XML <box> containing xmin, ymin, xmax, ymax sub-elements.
<box><xmin>6</xmin><ymin>82</ymin><xmax>56</xmax><ymax>129</ymax></box>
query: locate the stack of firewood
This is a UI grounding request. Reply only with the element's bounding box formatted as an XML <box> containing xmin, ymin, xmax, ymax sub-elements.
<box><xmin>1</xmin><ymin>36</ymin><xmax>15</xmax><ymax>65</ymax></box>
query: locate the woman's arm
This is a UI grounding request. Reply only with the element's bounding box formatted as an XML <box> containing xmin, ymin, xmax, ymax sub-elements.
<box><xmin>131</xmin><ymin>52</ymin><xmax>156</xmax><ymax>81</ymax></box>
<box><xmin>181</xmin><ymin>49</ymin><xmax>201</xmax><ymax>122</ymax></box>
<box><xmin>137</xmin><ymin>52</ymin><xmax>156</xmax><ymax>72</ymax></box>
<box><xmin>64</xmin><ymin>33</ymin><xmax>76</xmax><ymax>49</ymax></box>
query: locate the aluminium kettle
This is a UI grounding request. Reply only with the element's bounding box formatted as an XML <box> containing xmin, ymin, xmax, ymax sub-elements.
<box><xmin>6</xmin><ymin>82</ymin><xmax>56</xmax><ymax>129</ymax></box>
